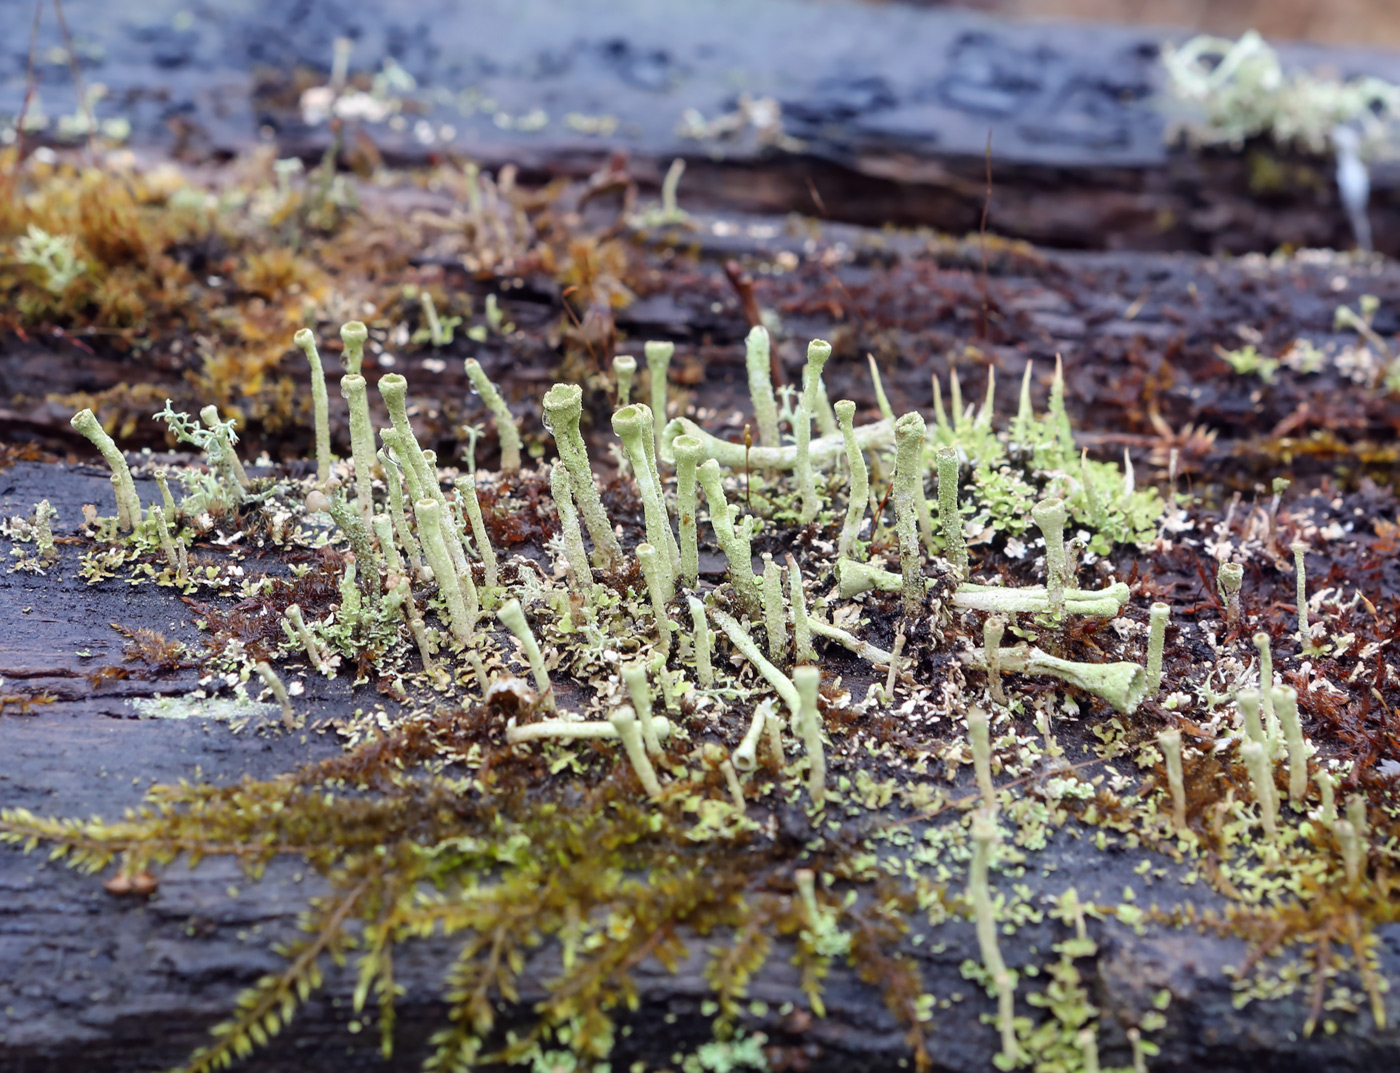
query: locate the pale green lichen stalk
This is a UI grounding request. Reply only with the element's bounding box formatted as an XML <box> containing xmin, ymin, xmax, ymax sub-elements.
<box><xmin>687</xmin><ymin>595</ymin><xmax>713</xmax><ymax>688</ymax></box>
<box><xmin>1159</xmin><ymin>728</ymin><xmax>1187</xmax><ymax>831</ymax></box>
<box><xmin>696</xmin><ymin>458</ymin><xmax>760</xmax><ymax>614</ymax></box>
<box><xmin>498</xmin><ymin>598</ymin><xmax>552</xmax><ymax>707</ymax></box>
<box><xmin>636</xmin><ymin>543</ymin><xmax>673</xmax><ymax>657</ymax></box>
<box><xmin>1241</xmin><ymin>740</ymin><xmax>1278</xmax><ymax>837</ymax></box>
<box><xmin>293</xmin><ymin>328</ymin><xmax>334</xmax><ymax>484</ymax></box>
<box><xmin>834</xmin><ymin>399</ymin><xmax>869</xmax><ymax>559</ymax></box>
<box><xmin>1031</xmin><ymin>497</ymin><xmax>1069</xmax><ymax>613</ymax></box>
<box><xmin>463</xmin><ymin>358</ymin><xmax>522</xmax><ymax>473</ymax></box>
<box><xmin>414</xmin><ymin>498</ymin><xmax>474</xmax><ymax>645</ymax></box>
<box><xmin>1145</xmin><ymin>603</ymin><xmax>1170</xmax><ymax>696</ymax></box>
<box><xmin>936</xmin><ymin>446</ymin><xmax>968</xmax><ymax>579</ymax></box>
<box><xmin>672</xmin><ymin>434</ymin><xmax>704</xmax><ymax>588</ymax></box>
<box><xmin>339</xmin><ymin>374</ymin><xmax>377</xmax><ymax>528</ymax></box>
<box><xmin>198</xmin><ymin>405</ymin><xmax>251</xmax><ymax>491</ymax></box>
<box><xmin>792</xmin><ymin>665</ymin><xmax>825</xmax><ymax>809</ymax></box>
<box><xmin>610</xmin><ymin>705</ymin><xmax>663</xmax><ymax>799</ymax></box>
<box><xmin>644</xmin><ymin>340</ymin><xmax>674</xmax><ymax>460</ymax></box>
<box><xmin>795</xmin><ymin>339</ymin><xmax>832</xmax><ymax>523</ymax></box>
<box><xmin>1217</xmin><ymin>561</ymin><xmax>1244</xmax><ymax>628</ymax></box>
<box><xmin>787</xmin><ymin>553</ymin><xmax>816</xmax><ymax>664</ymax></box>
<box><xmin>983</xmin><ymin>616</ymin><xmax>1007</xmax><ymax>705</ymax></box>
<box><xmin>892</xmin><ymin>410</ymin><xmax>927</xmax><ymax>616</ymax></box>
<box><xmin>623</xmin><ymin>662</ymin><xmax>662</xmax><ymax>757</ymax></box>
<box><xmin>968</xmin><ymin>705</ymin><xmax>996</xmax><ymax>809</ymax></box>
<box><xmin>969</xmin><ymin>811</ymin><xmax>1023</xmax><ymax>1070</ymax></box>
<box><xmin>1292</xmin><ymin>542</ymin><xmax>1310</xmax><ymax>647</ymax></box>
<box><xmin>744</xmin><ymin>325</ymin><xmax>780</xmax><ymax>449</ymax></box>
<box><xmin>1274</xmin><ymin>685</ymin><xmax>1310</xmax><ymax>807</ymax></box>
<box><xmin>549</xmin><ymin>461</ymin><xmax>593</xmax><ymax>590</ymax></box>
<box><xmin>761</xmin><ymin>554</ymin><xmax>787</xmax><ymax>663</ymax></box>
<box><xmin>70</xmin><ymin>408</ymin><xmax>142</xmax><ymax>531</ymax></box>
<box><xmin>613</xmin><ymin>354</ymin><xmax>636</xmax><ymax>408</ymax></box>
<box><xmin>544</xmin><ymin>383</ymin><xmax>622</xmax><ymax>570</ymax></box>
<box><xmin>613</xmin><ymin>404</ymin><xmax>680</xmax><ymax>581</ymax></box>
<box><xmin>340</xmin><ymin>320</ymin><xmax>368</xmax><ymax>376</ymax></box>
<box><xmin>459</xmin><ymin>477</ymin><xmax>498</xmax><ymax>590</ymax></box>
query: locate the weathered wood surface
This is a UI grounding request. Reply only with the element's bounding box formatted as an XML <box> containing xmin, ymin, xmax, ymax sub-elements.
<box><xmin>5</xmin><ymin>0</ymin><xmax>1400</xmax><ymax>252</ymax></box>
<box><xmin>3</xmin><ymin>502</ymin><xmax>1399</xmax><ymax>1073</ymax></box>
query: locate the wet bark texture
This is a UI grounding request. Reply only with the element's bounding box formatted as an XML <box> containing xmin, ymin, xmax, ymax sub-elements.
<box><xmin>4</xmin><ymin>2</ymin><xmax>1400</xmax><ymax>1071</ymax></box>
<box><xmin>4</xmin><ymin>0</ymin><xmax>1400</xmax><ymax>253</ymax></box>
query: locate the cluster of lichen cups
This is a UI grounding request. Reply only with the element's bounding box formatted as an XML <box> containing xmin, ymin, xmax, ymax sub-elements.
<box><xmin>61</xmin><ymin>316</ymin><xmax>1369</xmax><ymax>1069</ymax></box>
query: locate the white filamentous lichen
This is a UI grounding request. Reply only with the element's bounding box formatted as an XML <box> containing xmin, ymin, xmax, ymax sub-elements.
<box><xmin>293</xmin><ymin>329</ymin><xmax>334</xmax><ymax>484</ymax></box>
<box><xmin>544</xmin><ymin>383</ymin><xmax>622</xmax><ymax>570</ymax></box>
<box><xmin>463</xmin><ymin>358</ymin><xmax>522</xmax><ymax>473</ymax></box>
<box><xmin>70</xmin><ymin>409</ymin><xmax>142</xmax><ymax>531</ymax></box>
